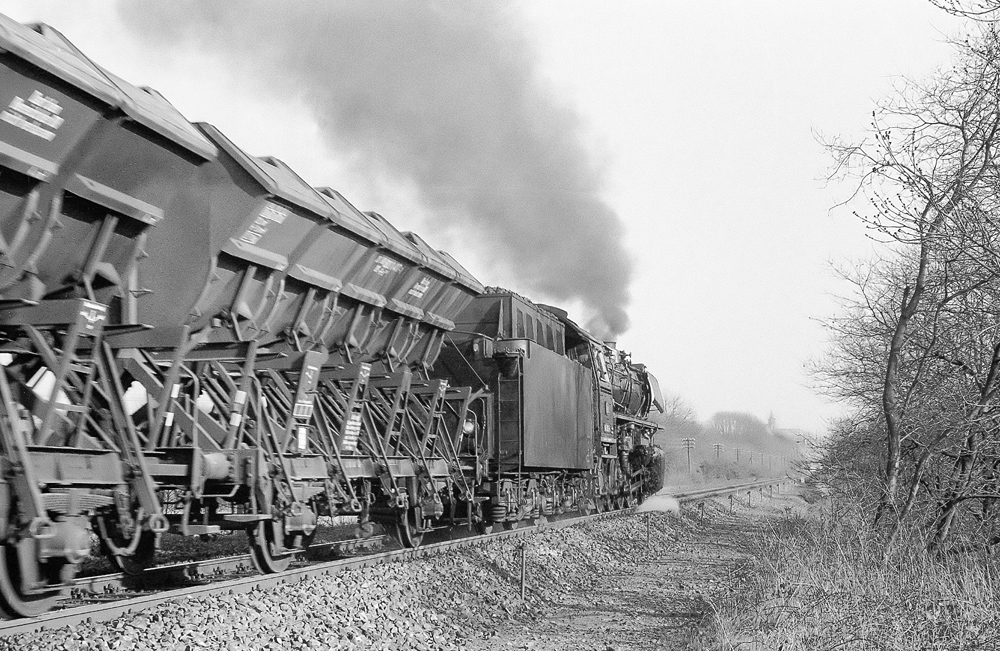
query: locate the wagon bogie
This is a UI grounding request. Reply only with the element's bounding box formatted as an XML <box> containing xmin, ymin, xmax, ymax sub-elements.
<box><xmin>0</xmin><ymin>297</ymin><xmax>169</xmax><ymax>612</ymax></box>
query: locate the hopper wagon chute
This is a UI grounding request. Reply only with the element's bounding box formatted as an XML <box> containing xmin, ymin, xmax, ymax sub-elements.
<box><xmin>102</xmin><ymin>118</ymin><xmax>488</xmax><ymax>566</ymax></box>
<box><xmin>0</xmin><ymin>12</ymin><xmax>491</xmax><ymax>611</ymax></box>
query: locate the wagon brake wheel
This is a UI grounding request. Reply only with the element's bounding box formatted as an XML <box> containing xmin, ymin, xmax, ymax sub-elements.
<box><xmin>0</xmin><ymin>490</ymin><xmax>62</xmax><ymax>618</ymax></box>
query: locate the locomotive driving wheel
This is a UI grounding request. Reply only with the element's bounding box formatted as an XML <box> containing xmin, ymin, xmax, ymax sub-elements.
<box><xmin>0</xmin><ymin>489</ymin><xmax>63</xmax><ymax>618</ymax></box>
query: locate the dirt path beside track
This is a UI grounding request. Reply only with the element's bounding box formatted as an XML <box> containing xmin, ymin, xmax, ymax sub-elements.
<box><xmin>466</xmin><ymin>488</ymin><xmax>807</xmax><ymax>651</ymax></box>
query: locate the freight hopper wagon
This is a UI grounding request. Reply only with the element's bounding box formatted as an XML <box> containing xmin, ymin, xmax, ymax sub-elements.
<box><xmin>438</xmin><ymin>289</ymin><xmax>665</xmax><ymax>528</ymax></box>
<box><xmin>0</xmin><ymin>15</ymin><xmax>484</xmax><ymax>617</ymax></box>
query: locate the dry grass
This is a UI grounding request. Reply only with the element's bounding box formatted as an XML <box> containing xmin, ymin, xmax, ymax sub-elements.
<box><xmin>702</xmin><ymin>503</ymin><xmax>1000</xmax><ymax>650</ymax></box>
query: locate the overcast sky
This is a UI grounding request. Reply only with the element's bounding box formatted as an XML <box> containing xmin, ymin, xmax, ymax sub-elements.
<box><xmin>0</xmin><ymin>1</ymin><xmax>967</xmax><ymax>434</ymax></box>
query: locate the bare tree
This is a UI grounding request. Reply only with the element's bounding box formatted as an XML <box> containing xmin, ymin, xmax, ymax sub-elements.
<box><xmin>931</xmin><ymin>0</ymin><xmax>1000</xmax><ymax>20</ymax></box>
<box><xmin>660</xmin><ymin>393</ymin><xmax>694</xmax><ymax>427</ymax></box>
<box><xmin>822</xmin><ymin>25</ymin><xmax>1000</xmax><ymax>549</ymax></box>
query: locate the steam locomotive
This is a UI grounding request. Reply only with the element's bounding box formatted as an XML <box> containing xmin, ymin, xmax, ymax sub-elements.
<box><xmin>0</xmin><ymin>14</ymin><xmax>664</xmax><ymax>617</ymax></box>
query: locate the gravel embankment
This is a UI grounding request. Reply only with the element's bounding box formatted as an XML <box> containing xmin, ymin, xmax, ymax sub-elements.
<box><xmin>1</xmin><ymin>494</ymin><xmax>795</xmax><ymax>651</ymax></box>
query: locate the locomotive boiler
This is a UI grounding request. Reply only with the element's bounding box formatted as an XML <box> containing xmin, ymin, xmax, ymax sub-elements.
<box><xmin>0</xmin><ymin>13</ymin><xmax>664</xmax><ymax>618</ymax></box>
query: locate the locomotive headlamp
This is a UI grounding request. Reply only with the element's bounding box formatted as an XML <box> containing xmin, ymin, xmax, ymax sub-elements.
<box><xmin>463</xmin><ymin>418</ymin><xmax>476</xmax><ymax>435</ymax></box>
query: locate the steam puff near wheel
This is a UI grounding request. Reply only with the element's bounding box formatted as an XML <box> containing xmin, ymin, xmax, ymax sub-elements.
<box><xmin>0</xmin><ymin>13</ymin><xmax>665</xmax><ymax>617</ymax></box>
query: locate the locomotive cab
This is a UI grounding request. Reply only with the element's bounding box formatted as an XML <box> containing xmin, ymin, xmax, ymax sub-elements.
<box><xmin>437</xmin><ymin>289</ymin><xmax>665</xmax><ymax>523</ymax></box>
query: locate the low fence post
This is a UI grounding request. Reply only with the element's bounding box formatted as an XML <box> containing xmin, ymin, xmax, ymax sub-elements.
<box><xmin>519</xmin><ymin>541</ymin><xmax>527</xmax><ymax>600</ymax></box>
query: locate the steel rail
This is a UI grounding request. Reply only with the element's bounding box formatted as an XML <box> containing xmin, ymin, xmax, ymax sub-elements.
<box><xmin>68</xmin><ymin>535</ymin><xmax>388</xmax><ymax>601</ymax></box>
<box><xmin>0</xmin><ymin>477</ymin><xmax>795</xmax><ymax>637</ymax></box>
<box><xmin>670</xmin><ymin>477</ymin><xmax>793</xmax><ymax>502</ymax></box>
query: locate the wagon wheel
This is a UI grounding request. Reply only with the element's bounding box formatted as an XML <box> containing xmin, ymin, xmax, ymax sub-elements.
<box><xmin>96</xmin><ymin>513</ymin><xmax>157</xmax><ymax>575</ymax></box>
<box><xmin>393</xmin><ymin>506</ymin><xmax>425</xmax><ymax>548</ymax></box>
<box><xmin>0</xmin><ymin>489</ymin><xmax>62</xmax><ymax>618</ymax></box>
<box><xmin>248</xmin><ymin>518</ymin><xmax>293</xmax><ymax>574</ymax></box>
<box><xmin>0</xmin><ymin>540</ymin><xmax>64</xmax><ymax>619</ymax></box>
<box><xmin>354</xmin><ymin>520</ymin><xmax>376</xmax><ymax>539</ymax></box>
<box><xmin>109</xmin><ymin>532</ymin><xmax>156</xmax><ymax>575</ymax></box>
<box><xmin>473</xmin><ymin>503</ymin><xmax>495</xmax><ymax>535</ymax></box>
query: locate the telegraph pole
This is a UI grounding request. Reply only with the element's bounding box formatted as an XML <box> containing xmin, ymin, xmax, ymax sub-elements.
<box><xmin>713</xmin><ymin>443</ymin><xmax>723</xmax><ymax>459</ymax></box>
<box><xmin>734</xmin><ymin>447</ymin><xmax>741</xmax><ymax>463</ymax></box>
<box><xmin>682</xmin><ymin>437</ymin><xmax>695</xmax><ymax>474</ymax></box>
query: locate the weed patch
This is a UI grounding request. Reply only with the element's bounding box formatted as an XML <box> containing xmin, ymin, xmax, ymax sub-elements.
<box><xmin>701</xmin><ymin>505</ymin><xmax>1000</xmax><ymax>650</ymax></box>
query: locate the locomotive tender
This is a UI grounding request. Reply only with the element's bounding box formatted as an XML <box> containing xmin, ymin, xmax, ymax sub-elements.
<box><xmin>0</xmin><ymin>14</ymin><xmax>664</xmax><ymax>617</ymax></box>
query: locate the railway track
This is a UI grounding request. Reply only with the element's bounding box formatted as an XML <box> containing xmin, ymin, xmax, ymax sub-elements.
<box><xmin>670</xmin><ymin>478</ymin><xmax>794</xmax><ymax>501</ymax></box>
<box><xmin>0</xmin><ymin>478</ymin><xmax>793</xmax><ymax>637</ymax></box>
<box><xmin>67</xmin><ymin>535</ymin><xmax>389</xmax><ymax>603</ymax></box>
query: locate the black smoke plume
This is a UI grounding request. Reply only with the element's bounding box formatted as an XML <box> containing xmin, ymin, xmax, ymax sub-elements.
<box><xmin>116</xmin><ymin>1</ymin><xmax>633</xmax><ymax>337</ymax></box>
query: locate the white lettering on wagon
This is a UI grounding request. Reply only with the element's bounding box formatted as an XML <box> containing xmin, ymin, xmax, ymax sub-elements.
<box><xmin>260</xmin><ymin>203</ymin><xmax>288</xmax><ymax>223</ymax></box>
<box><xmin>372</xmin><ymin>255</ymin><xmax>403</xmax><ymax>277</ymax></box>
<box><xmin>342</xmin><ymin>412</ymin><xmax>362</xmax><ymax>451</ymax></box>
<box><xmin>407</xmin><ymin>276</ymin><xmax>431</xmax><ymax>298</ymax></box>
<box><xmin>239</xmin><ymin>202</ymin><xmax>290</xmax><ymax>245</ymax></box>
<box><xmin>0</xmin><ymin>90</ymin><xmax>64</xmax><ymax>141</ymax></box>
